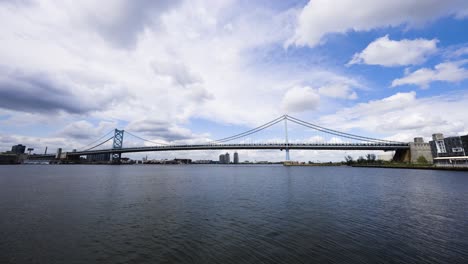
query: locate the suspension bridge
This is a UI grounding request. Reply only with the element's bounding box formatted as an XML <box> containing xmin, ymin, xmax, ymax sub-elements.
<box><xmin>57</xmin><ymin>115</ymin><xmax>410</xmax><ymax>163</ymax></box>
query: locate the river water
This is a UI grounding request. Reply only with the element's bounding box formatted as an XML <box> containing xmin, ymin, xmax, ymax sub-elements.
<box><xmin>0</xmin><ymin>165</ymin><xmax>467</xmax><ymax>263</ymax></box>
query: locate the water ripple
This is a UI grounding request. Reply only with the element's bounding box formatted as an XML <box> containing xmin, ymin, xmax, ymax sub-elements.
<box><xmin>0</xmin><ymin>165</ymin><xmax>467</xmax><ymax>263</ymax></box>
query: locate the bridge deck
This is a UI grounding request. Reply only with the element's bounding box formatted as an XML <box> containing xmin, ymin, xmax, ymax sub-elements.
<box><xmin>68</xmin><ymin>143</ymin><xmax>410</xmax><ymax>156</ymax></box>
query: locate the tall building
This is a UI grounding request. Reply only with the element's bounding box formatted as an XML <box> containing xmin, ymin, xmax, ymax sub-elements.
<box><xmin>219</xmin><ymin>154</ymin><xmax>225</xmax><ymax>164</ymax></box>
<box><xmin>11</xmin><ymin>144</ymin><xmax>26</xmax><ymax>154</ymax></box>
<box><xmin>225</xmin><ymin>152</ymin><xmax>230</xmax><ymax>164</ymax></box>
<box><xmin>429</xmin><ymin>133</ymin><xmax>466</xmax><ymax>158</ymax></box>
<box><xmin>233</xmin><ymin>152</ymin><xmax>239</xmax><ymax>164</ymax></box>
<box><xmin>55</xmin><ymin>148</ymin><xmax>62</xmax><ymax>159</ymax></box>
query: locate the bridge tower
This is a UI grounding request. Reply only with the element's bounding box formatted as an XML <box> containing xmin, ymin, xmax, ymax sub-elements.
<box><xmin>111</xmin><ymin>129</ymin><xmax>124</xmax><ymax>164</ymax></box>
<box><xmin>284</xmin><ymin>116</ymin><xmax>290</xmax><ymax>161</ymax></box>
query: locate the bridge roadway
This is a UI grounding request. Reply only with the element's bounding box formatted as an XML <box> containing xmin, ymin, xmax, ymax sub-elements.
<box><xmin>67</xmin><ymin>143</ymin><xmax>410</xmax><ymax>156</ymax></box>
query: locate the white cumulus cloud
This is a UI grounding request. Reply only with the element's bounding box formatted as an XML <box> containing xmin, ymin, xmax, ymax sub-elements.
<box><xmin>319</xmin><ymin>91</ymin><xmax>468</xmax><ymax>142</ymax></box>
<box><xmin>348</xmin><ymin>35</ymin><xmax>438</xmax><ymax>66</ymax></box>
<box><xmin>281</xmin><ymin>86</ymin><xmax>320</xmax><ymax>113</ymax></box>
<box><xmin>392</xmin><ymin>60</ymin><xmax>468</xmax><ymax>88</ymax></box>
<box><xmin>288</xmin><ymin>0</ymin><xmax>468</xmax><ymax>47</ymax></box>
<box><xmin>318</xmin><ymin>83</ymin><xmax>357</xmax><ymax>100</ymax></box>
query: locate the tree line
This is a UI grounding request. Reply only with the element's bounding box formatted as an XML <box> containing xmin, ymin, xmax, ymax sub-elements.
<box><xmin>344</xmin><ymin>154</ymin><xmax>381</xmax><ymax>165</ymax></box>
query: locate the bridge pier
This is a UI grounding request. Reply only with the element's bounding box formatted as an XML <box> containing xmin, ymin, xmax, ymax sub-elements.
<box><xmin>393</xmin><ymin>139</ymin><xmax>433</xmax><ymax>163</ymax></box>
<box><xmin>111</xmin><ymin>153</ymin><xmax>121</xmax><ymax>164</ymax></box>
<box><xmin>393</xmin><ymin>149</ymin><xmax>411</xmax><ymax>163</ymax></box>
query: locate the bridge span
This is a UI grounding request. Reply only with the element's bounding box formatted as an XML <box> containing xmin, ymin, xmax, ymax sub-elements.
<box><xmin>68</xmin><ymin>142</ymin><xmax>409</xmax><ymax>157</ymax></box>
<box><xmin>49</xmin><ymin>115</ymin><xmax>417</xmax><ymax>163</ymax></box>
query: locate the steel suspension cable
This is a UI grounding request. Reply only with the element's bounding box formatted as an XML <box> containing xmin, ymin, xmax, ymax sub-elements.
<box><xmin>286</xmin><ymin>115</ymin><xmax>404</xmax><ymax>144</ymax></box>
<box><xmin>210</xmin><ymin>119</ymin><xmax>284</xmax><ymax>144</ymax></box>
<box><xmin>77</xmin><ymin>129</ymin><xmax>115</xmax><ymax>150</ymax></box>
<box><xmin>209</xmin><ymin>115</ymin><xmax>286</xmax><ymax>144</ymax></box>
<box><xmin>286</xmin><ymin>115</ymin><xmax>383</xmax><ymax>142</ymax></box>
<box><xmin>84</xmin><ymin>136</ymin><xmax>114</xmax><ymax>151</ymax></box>
<box><xmin>125</xmin><ymin>130</ymin><xmax>169</xmax><ymax>146</ymax></box>
<box><xmin>286</xmin><ymin>118</ymin><xmax>388</xmax><ymax>143</ymax></box>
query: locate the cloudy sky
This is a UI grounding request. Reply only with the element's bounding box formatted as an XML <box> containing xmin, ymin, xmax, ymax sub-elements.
<box><xmin>1</xmin><ymin>0</ymin><xmax>468</xmax><ymax>161</ymax></box>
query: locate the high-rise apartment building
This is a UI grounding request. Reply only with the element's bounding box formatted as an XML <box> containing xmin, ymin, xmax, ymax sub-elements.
<box><xmin>234</xmin><ymin>152</ymin><xmax>239</xmax><ymax>164</ymax></box>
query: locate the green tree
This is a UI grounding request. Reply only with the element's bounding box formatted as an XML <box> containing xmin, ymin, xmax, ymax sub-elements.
<box><xmin>417</xmin><ymin>156</ymin><xmax>428</xmax><ymax>164</ymax></box>
<box><xmin>366</xmin><ymin>154</ymin><xmax>376</xmax><ymax>163</ymax></box>
<box><xmin>344</xmin><ymin>155</ymin><xmax>354</xmax><ymax>165</ymax></box>
<box><xmin>357</xmin><ymin>156</ymin><xmax>366</xmax><ymax>164</ymax></box>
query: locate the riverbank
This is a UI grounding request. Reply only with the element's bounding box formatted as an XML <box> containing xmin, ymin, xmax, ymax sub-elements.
<box><xmin>351</xmin><ymin>164</ymin><xmax>468</xmax><ymax>171</ymax></box>
<box><xmin>283</xmin><ymin>162</ymin><xmax>344</xmax><ymax>167</ymax></box>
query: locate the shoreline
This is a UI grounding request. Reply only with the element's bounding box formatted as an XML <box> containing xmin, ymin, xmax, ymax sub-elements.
<box><xmin>351</xmin><ymin>164</ymin><xmax>468</xmax><ymax>171</ymax></box>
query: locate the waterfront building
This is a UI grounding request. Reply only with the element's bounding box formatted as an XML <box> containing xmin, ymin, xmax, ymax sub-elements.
<box><xmin>234</xmin><ymin>152</ymin><xmax>239</xmax><ymax>164</ymax></box>
<box><xmin>193</xmin><ymin>160</ymin><xmax>213</xmax><ymax>164</ymax></box>
<box><xmin>86</xmin><ymin>153</ymin><xmax>111</xmax><ymax>162</ymax></box>
<box><xmin>219</xmin><ymin>154</ymin><xmax>225</xmax><ymax>164</ymax></box>
<box><xmin>429</xmin><ymin>133</ymin><xmax>466</xmax><ymax>158</ymax></box>
<box><xmin>225</xmin><ymin>152</ymin><xmax>230</xmax><ymax>164</ymax></box>
<box><xmin>433</xmin><ymin>156</ymin><xmax>468</xmax><ymax>167</ymax></box>
<box><xmin>429</xmin><ymin>133</ymin><xmax>468</xmax><ymax>167</ymax></box>
<box><xmin>461</xmin><ymin>135</ymin><xmax>468</xmax><ymax>154</ymax></box>
<box><xmin>55</xmin><ymin>148</ymin><xmax>62</xmax><ymax>159</ymax></box>
<box><xmin>11</xmin><ymin>144</ymin><xmax>26</xmax><ymax>154</ymax></box>
<box><xmin>377</xmin><ymin>154</ymin><xmax>393</xmax><ymax>161</ymax></box>
<box><xmin>174</xmin><ymin>159</ymin><xmax>192</xmax><ymax>164</ymax></box>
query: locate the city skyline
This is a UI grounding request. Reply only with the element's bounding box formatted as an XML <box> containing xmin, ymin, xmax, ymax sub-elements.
<box><xmin>1</xmin><ymin>0</ymin><xmax>468</xmax><ymax>161</ymax></box>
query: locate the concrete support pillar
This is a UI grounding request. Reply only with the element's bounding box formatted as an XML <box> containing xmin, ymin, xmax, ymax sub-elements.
<box><xmin>393</xmin><ymin>149</ymin><xmax>411</xmax><ymax>163</ymax></box>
